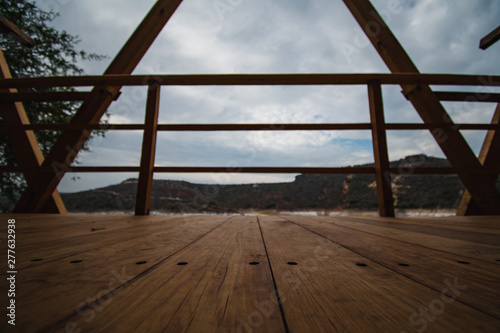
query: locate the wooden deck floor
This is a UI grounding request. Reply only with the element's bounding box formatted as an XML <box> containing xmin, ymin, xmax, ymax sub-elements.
<box><xmin>1</xmin><ymin>214</ymin><xmax>499</xmax><ymax>332</ymax></box>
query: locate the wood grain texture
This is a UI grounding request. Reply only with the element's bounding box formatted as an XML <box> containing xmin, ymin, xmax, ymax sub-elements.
<box><xmin>0</xmin><ymin>215</ymin><xmax>228</xmax><ymax>332</ymax></box>
<box><xmin>1</xmin><ymin>214</ymin><xmax>499</xmax><ymax>332</ymax></box>
<box><xmin>316</xmin><ymin>216</ymin><xmax>500</xmax><ymax>263</ymax></box>
<box><xmin>47</xmin><ymin>216</ymin><xmax>285</xmax><ymax>333</ymax></box>
<box><xmin>259</xmin><ymin>215</ymin><xmax>500</xmax><ymax>332</ymax></box>
<box><xmin>284</xmin><ymin>215</ymin><xmax>500</xmax><ymax>319</ymax></box>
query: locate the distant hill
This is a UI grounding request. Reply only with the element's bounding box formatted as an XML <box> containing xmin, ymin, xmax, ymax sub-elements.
<box><xmin>60</xmin><ymin>155</ymin><xmax>499</xmax><ymax>214</ymax></box>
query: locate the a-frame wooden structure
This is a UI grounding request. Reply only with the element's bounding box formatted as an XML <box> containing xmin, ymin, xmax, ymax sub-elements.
<box><xmin>1</xmin><ymin>0</ymin><xmax>499</xmax><ymax>216</ymax></box>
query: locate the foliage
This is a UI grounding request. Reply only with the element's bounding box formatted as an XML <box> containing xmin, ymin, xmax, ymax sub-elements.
<box><xmin>0</xmin><ymin>0</ymin><xmax>106</xmax><ymax>210</ymax></box>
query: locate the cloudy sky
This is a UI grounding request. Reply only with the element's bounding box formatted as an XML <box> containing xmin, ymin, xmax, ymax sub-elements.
<box><xmin>32</xmin><ymin>0</ymin><xmax>500</xmax><ymax>193</ymax></box>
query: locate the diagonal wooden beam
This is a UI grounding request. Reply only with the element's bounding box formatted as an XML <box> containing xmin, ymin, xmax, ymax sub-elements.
<box><xmin>342</xmin><ymin>0</ymin><xmax>500</xmax><ymax>215</ymax></box>
<box><xmin>0</xmin><ymin>14</ymin><xmax>35</xmax><ymax>48</ymax></box>
<box><xmin>457</xmin><ymin>104</ymin><xmax>500</xmax><ymax>215</ymax></box>
<box><xmin>14</xmin><ymin>0</ymin><xmax>183</xmax><ymax>213</ymax></box>
<box><xmin>480</xmin><ymin>25</ymin><xmax>500</xmax><ymax>50</ymax></box>
<box><xmin>0</xmin><ymin>47</ymin><xmax>66</xmax><ymax>213</ymax></box>
<box><xmin>368</xmin><ymin>80</ymin><xmax>394</xmax><ymax>217</ymax></box>
<box><xmin>135</xmin><ymin>85</ymin><xmax>161</xmax><ymax>216</ymax></box>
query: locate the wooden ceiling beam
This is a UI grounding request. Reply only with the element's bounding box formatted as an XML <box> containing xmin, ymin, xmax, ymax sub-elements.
<box><xmin>14</xmin><ymin>0</ymin><xmax>183</xmax><ymax>213</ymax></box>
<box><xmin>342</xmin><ymin>0</ymin><xmax>500</xmax><ymax>215</ymax></box>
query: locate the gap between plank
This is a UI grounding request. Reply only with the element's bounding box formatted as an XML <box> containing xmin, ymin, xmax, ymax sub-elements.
<box><xmin>281</xmin><ymin>217</ymin><xmax>500</xmax><ymax>320</ymax></box>
<box><xmin>311</xmin><ymin>216</ymin><xmax>500</xmax><ymax>265</ymax></box>
<box><xmin>46</xmin><ymin>215</ymin><xmax>234</xmax><ymax>332</ymax></box>
<box><xmin>257</xmin><ymin>217</ymin><xmax>291</xmax><ymax>333</ymax></box>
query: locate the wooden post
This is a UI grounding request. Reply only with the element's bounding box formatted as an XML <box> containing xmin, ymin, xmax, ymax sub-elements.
<box><xmin>457</xmin><ymin>104</ymin><xmax>500</xmax><ymax>215</ymax></box>
<box><xmin>135</xmin><ymin>85</ymin><xmax>161</xmax><ymax>216</ymax></box>
<box><xmin>0</xmin><ymin>47</ymin><xmax>66</xmax><ymax>213</ymax></box>
<box><xmin>368</xmin><ymin>81</ymin><xmax>395</xmax><ymax>217</ymax></box>
<box><xmin>14</xmin><ymin>0</ymin><xmax>183</xmax><ymax>213</ymax></box>
<box><xmin>342</xmin><ymin>0</ymin><xmax>500</xmax><ymax>215</ymax></box>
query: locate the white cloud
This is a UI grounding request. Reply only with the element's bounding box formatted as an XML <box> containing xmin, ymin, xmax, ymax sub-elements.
<box><xmin>29</xmin><ymin>0</ymin><xmax>500</xmax><ymax>192</ymax></box>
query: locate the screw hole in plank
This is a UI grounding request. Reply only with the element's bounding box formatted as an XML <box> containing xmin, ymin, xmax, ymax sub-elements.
<box><xmin>70</xmin><ymin>260</ymin><xmax>84</xmax><ymax>264</ymax></box>
<box><xmin>356</xmin><ymin>263</ymin><xmax>367</xmax><ymax>267</ymax></box>
<box><xmin>398</xmin><ymin>263</ymin><xmax>410</xmax><ymax>267</ymax></box>
<box><xmin>249</xmin><ymin>262</ymin><xmax>259</xmax><ymax>265</ymax></box>
<box><xmin>136</xmin><ymin>261</ymin><xmax>147</xmax><ymax>265</ymax></box>
<box><xmin>457</xmin><ymin>261</ymin><xmax>470</xmax><ymax>265</ymax></box>
<box><xmin>287</xmin><ymin>262</ymin><xmax>298</xmax><ymax>265</ymax></box>
<box><xmin>177</xmin><ymin>262</ymin><xmax>188</xmax><ymax>266</ymax></box>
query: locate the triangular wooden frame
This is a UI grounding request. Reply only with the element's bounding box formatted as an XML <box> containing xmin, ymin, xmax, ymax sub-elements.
<box><xmin>7</xmin><ymin>0</ymin><xmax>500</xmax><ymax>215</ymax></box>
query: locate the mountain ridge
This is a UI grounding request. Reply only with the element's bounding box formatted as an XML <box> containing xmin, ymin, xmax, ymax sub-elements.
<box><xmin>59</xmin><ymin>154</ymin><xmax>497</xmax><ymax>214</ymax></box>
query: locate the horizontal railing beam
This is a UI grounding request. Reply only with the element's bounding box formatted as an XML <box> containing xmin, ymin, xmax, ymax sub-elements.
<box><xmin>1</xmin><ymin>166</ymin><xmax>498</xmax><ymax>175</ymax></box>
<box><xmin>0</xmin><ymin>91</ymin><xmax>91</xmax><ymax>102</ymax></box>
<box><xmin>435</xmin><ymin>91</ymin><xmax>500</xmax><ymax>103</ymax></box>
<box><xmin>1</xmin><ymin>73</ymin><xmax>500</xmax><ymax>89</ymax></box>
<box><xmin>0</xmin><ymin>91</ymin><xmax>120</xmax><ymax>102</ymax></box>
<box><xmin>1</xmin><ymin>123</ymin><xmax>499</xmax><ymax>131</ymax></box>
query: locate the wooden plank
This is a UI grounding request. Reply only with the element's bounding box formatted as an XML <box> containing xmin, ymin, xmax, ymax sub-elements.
<box><xmin>0</xmin><ymin>47</ymin><xmax>66</xmax><ymax>213</ymax></box>
<box><xmin>349</xmin><ymin>215</ymin><xmax>500</xmax><ymax>237</ymax></box>
<box><xmin>0</xmin><ymin>215</ymin><xmax>230</xmax><ymax>332</ymax></box>
<box><xmin>45</xmin><ymin>216</ymin><xmax>285</xmax><ymax>333</ymax></box>
<box><xmin>310</xmin><ymin>216</ymin><xmax>500</xmax><ymax>263</ymax></box>
<box><xmin>342</xmin><ymin>0</ymin><xmax>500</xmax><ymax>215</ymax></box>
<box><xmin>0</xmin><ymin>14</ymin><xmax>35</xmax><ymax>47</ymax></box>
<box><xmin>2</xmin><ymin>122</ymin><xmax>499</xmax><ymax>132</ymax></box>
<box><xmin>284</xmin><ymin>215</ymin><xmax>500</xmax><ymax>319</ymax></box>
<box><xmin>458</xmin><ymin>103</ymin><xmax>500</xmax><ymax>215</ymax></box>
<box><xmin>11</xmin><ymin>216</ymin><xmax>208</xmax><ymax>268</ymax></box>
<box><xmin>135</xmin><ymin>86</ymin><xmax>161</xmax><ymax>215</ymax></box>
<box><xmin>158</xmin><ymin>123</ymin><xmax>373</xmax><ymax>131</ymax></box>
<box><xmin>368</xmin><ymin>80</ymin><xmax>394</xmax><ymax>217</ymax></box>
<box><xmin>480</xmin><ymin>25</ymin><xmax>500</xmax><ymax>50</ymax></box>
<box><xmin>435</xmin><ymin>91</ymin><xmax>500</xmax><ymax>103</ymax></box>
<box><xmin>340</xmin><ymin>215</ymin><xmax>500</xmax><ymax>245</ymax></box>
<box><xmin>259</xmin><ymin>216</ymin><xmax>500</xmax><ymax>332</ymax></box>
<box><xmin>1</xmin><ymin>73</ymin><xmax>500</xmax><ymax>89</ymax></box>
<box><xmin>13</xmin><ymin>0</ymin><xmax>183</xmax><ymax>213</ymax></box>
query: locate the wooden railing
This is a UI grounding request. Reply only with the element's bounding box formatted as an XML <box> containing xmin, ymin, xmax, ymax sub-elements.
<box><xmin>1</xmin><ymin>73</ymin><xmax>499</xmax><ymax>216</ymax></box>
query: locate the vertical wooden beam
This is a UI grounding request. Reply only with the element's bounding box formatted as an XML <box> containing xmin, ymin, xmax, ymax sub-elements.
<box><xmin>0</xmin><ymin>47</ymin><xmax>66</xmax><ymax>213</ymax></box>
<box><xmin>368</xmin><ymin>80</ymin><xmax>395</xmax><ymax>217</ymax></box>
<box><xmin>342</xmin><ymin>0</ymin><xmax>500</xmax><ymax>215</ymax></box>
<box><xmin>14</xmin><ymin>0</ymin><xmax>183</xmax><ymax>213</ymax></box>
<box><xmin>135</xmin><ymin>85</ymin><xmax>161</xmax><ymax>216</ymax></box>
<box><xmin>457</xmin><ymin>104</ymin><xmax>500</xmax><ymax>215</ymax></box>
